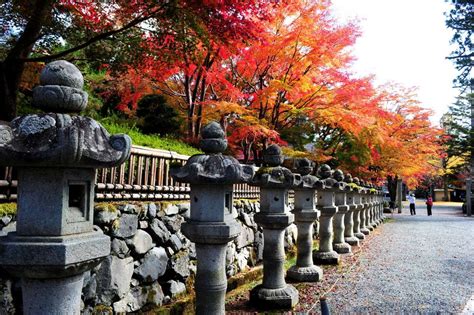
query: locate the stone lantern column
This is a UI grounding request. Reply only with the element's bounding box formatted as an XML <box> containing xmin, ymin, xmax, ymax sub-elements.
<box><xmin>352</xmin><ymin>177</ymin><xmax>365</xmax><ymax>240</ymax></box>
<box><xmin>364</xmin><ymin>183</ymin><xmax>375</xmax><ymax>232</ymax></box>
<box><xmin>344</xmin><ymin>174</ymin><xmax>360</xmax><ymax>246</ymax></box>
<box><xmin>171</xmin><ymin>122</ymin><xmax>253</xmax><ymax>315</ymax></box>
<box><xmin>313</xmin><ymin>164</ymin><xmax>342</xmax><ymax>265</ymax></box>
<box><xmin>285</xmin><ymin>158</ymin><xmax>323</xmax><ymax>282</ymax></box>
<box><xmin>250</xmin><ymin>145</ymin><xmax>299</xmax><ymax>309</ymax></box>
<box><xmin>0</xmin><ymin>61</ymin><xmax>131</xmax><ymax>315</ymax></box>
<box><xmin>332</xmin><ymin>169</ymin><xmax>351</xmax><ymax>254</ymax></box>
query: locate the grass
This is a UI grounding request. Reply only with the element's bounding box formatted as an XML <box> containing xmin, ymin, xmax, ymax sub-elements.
<box><xmin>99</xmin><ymin>120</ymin><xmax>202</xmax><ymax>156</ymax></box>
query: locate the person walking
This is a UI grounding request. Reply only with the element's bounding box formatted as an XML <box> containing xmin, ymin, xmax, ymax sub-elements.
<box><xmin>426</xmin><ymin>195</ymin><xmax>433</xmax><ymax>216</ymax></box>
<box><xmin>408</xmin><ymin>194</ymin><xmax>416</xmax><ymax>215</ymax></box>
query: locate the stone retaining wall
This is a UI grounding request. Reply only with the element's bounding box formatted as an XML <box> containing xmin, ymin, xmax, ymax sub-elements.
<box><xmin>0</xmin><ymin>200</ymin><xmax>298</xmax><ymax>314</ymax></box>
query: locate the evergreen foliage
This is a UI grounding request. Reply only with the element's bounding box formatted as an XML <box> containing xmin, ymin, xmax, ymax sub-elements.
<box><xmin>136</xmin><ymin>94</ymin><xmax>183</xmax><ymax>137</ymax></box>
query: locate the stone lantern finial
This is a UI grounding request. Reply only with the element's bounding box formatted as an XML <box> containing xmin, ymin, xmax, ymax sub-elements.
<box><xmin>263</xmin><ymin>144</ymin><xmax>285</xmax><ymax>166</ymax></box>
<box><xmin>318</xmin><ymin>164</ymin><xmax>332</xmax><ymax>179</ymax></box>
<box><xmin>33</xmin><ymin>60</ymin><xmax>88</xmax><ymax>113</ymax></box>
<box><xmin>344</xmin><ymin>173</ymin><xmax>353</xmax><ymax>183</ymax></box>
<box><xmin>199</xmin><ymin>121</ymin><xmax>227</xmax><ymax>154</ymax></box>
<box><xmin>333</xmin><ymin>169</ymin><xmax>344</xmax><ymax>182</ymax></box>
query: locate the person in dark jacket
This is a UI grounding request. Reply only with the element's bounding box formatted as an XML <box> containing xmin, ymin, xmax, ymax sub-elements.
<box><xmin>426</xmin><ymin>195</ymin><xmax>433</xmax><ymax>216</ymax></box>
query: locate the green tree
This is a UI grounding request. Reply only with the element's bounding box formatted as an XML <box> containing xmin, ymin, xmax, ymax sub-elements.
<box><xmin>0</xmin><ymin>0</ymin><xmax>270</xmax><ymax>121</ymax></box>
<box><xmin>136</xmin><ymin>94</ymin><xmax>182</xmax><ymax>137</ymax></box>
<box><xmin>445</xmin><ymin>0</ymin><xmax>473</xmax><ymax>91</ymax></box>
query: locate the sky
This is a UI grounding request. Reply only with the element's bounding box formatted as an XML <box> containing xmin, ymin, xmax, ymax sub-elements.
<box><xmin>330</xmin><ymin>0</ymin><xmax>459</xmax><ymax>125</ymax></box>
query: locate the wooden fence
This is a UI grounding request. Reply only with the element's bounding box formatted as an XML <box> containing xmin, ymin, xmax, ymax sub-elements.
<box><xmin>0</xmin><ymin>145</ymin><xmax>260</xmax><ymax>203</ymax></box>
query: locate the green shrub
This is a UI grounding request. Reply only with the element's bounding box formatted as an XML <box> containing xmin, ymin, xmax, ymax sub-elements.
<box><xmin>136</xmin><ymin>94</ymin><xmax>183</xmax><ymax>137</ymax></box>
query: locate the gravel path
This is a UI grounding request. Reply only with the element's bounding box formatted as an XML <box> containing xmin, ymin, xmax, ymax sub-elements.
<box><xmin>225</xmin><ymin>202</ymin><xmax>473</xmax><ymax>314</ymax></box>
<box><xmin>319</xmin><ymin>202</ymin><xmax>474</xmax><ymax>314</ymax></box>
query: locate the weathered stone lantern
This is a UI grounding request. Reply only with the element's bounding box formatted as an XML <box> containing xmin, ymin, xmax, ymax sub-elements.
<box><xmin>368</xmin><ymin>184</ymin><xmax>378</xmax><ymax>229</ymax></box>
<box><xmin>313</xmin><ymin>164</ymin><xmax>343</xmax><ymax>265</ymax></box>
<box><xmin>170</xmin><ymin>122</ymin><xmax>253</xmax><ymax>314</ymax></box>
<box><xmin>250</xmin><ymin>145</ymin><xmax>299</xmax><ymax>309</ymax></box>
<box><xmin>0</xmin><ymin>60</ymin><xmax>131</xmax><ymax>314</ymax></box>
<box><xmin>344</xmin><ymin>173</ymin><xmax>360</xmax><ymax>246</ymax></box>
<box><xmin>377</xmin><ymin>187</ymin><xmax>385</xmax><ymax>223</ymax></box>
<box><xmin>364</xmin><ymin>182</ymin><xmax>375</xmax><ymax>231</ymax></box>
<box><xmin>359</xmin><ymin>181</ymin><xmax>371</xmax><ymax>236</ymax></box>
<box><xmin>352</xmin><ymin>177</ymin><xmax>365</xmax><ymax>241</ymax></box>
<box><xmin>332</xmin><ymin>169</ymin><xmax>352</xmax><ymax>254</ymax></box>
<box><xmin>284</xmin><ymin>158</ymin><xmax>323</xmax><ymax>282</ymax></box>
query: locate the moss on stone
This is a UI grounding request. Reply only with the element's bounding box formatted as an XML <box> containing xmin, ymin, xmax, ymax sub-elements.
<box><xmin>255</xmin><ymin>167</ymin><xmax>273</xmax><ymax>175</ymax></box>
<box><xmin>95</xmin><ymin>202</ymin><xmax>118</xmax><ymax>213</ymax></box>
<box><xmin>0</xmin><ymin>203</ymin><xmax>17</xmax><ymax>217</ymax></box>
<box><xmin>347</xmin><ymin>183</ymin><xmax>360</xmax><ymax>189</ymax></box>
<box><xmin>111</xmin><ymin>218</ymin><xmax>120</xmax><ymax>231</ymax></box>
<box><xmin>91</xmin><ymin>305</ymin><xmax>113</xmax><ymax>315</ymax></box>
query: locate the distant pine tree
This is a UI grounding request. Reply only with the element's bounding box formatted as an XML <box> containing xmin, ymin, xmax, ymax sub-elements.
<box><xmin>136</xmin><ymin>94</ymin><xmax>182</xmax><ymax>137</ymax></box>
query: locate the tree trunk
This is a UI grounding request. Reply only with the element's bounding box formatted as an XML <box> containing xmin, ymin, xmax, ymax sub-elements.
<box><xmin>443</xmin><ymin>174</ymin><xmax>449</xmax><ymax>201</ymax></box>
<box><xmin>0</xmin><ymin>0</ymin><xmax>55</xmax><ymax>122</ymax></box>
<box><xmin>0</xmin><ymin>60</ymin><xmax>24</xmax><ymax>121</ymax></box>
<box><xmin>468</xmin><ymin>91</ymin><xmax>474</xmax><ymax>216</ymax></box>
<box><xmin>387</xmin><ymin>175</ymin><xmax>397</xmax><ymax>205</ymax></box>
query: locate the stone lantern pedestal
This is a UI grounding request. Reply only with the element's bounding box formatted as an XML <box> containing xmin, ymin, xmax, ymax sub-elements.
<box><xmin>171</xmin><ymin>122</ymin><xmax>253</xmax><ymax>315</ymax></box>
<box><xmin>285</xmin><ymin>158</ymin><xmax>323</xmax><ymax>282</ymax></box>
<box><xmin>0</xmin><ymin>61</ymin><xmax>131</xmax><ymax>314</ymax></box>
<box><xmin>332</xmin><ymin>170</ymin><xmax>351</xmax><ymax>254</ymax></box>
<box><xmin>313</xmin><ymin>164</ymin><xmax>341</xmax><ymax>265</ymax></box>
<box><xmin>250</xmin><ymin>145</ymin><xmax>299</xmax><ymax>309</ymax></box>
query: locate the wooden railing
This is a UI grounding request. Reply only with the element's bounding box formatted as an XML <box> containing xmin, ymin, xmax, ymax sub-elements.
<box><xmin>0</xmin><ymin>145</ymin><xmax>260</xmax><ymax>202</ymax></box>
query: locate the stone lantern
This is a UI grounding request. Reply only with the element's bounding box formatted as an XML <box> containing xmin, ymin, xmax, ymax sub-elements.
<box><xmin>0</xmin><ymin>60</ymin><xmax>131</xmax><ymax>314</ymax></box>
<box><xmin>344</xmin><ymin>173</ymin><xmax>360</xmax><ymax>246</ymax></box>
<box><xmin>170</xmin><ymin>122</ymin><xmax>253</xmax><ymax>315</ymax></box>
<box><xmin>332</xmin><ymin>169</ymin><xmax>352</xmax><ymax>254</ymax></box>
<box><xmin>313</xmin><ymin>164</ymin><xmax>343</xmax><ymax>265</ymax></box>
<box><xmin>249</xmin><ymin>145</ymin><xmax>299</xmax><ymax>309</ymax></box>
<box><xmin>368</xmin><ymin>184</ymin><xmax>378</xmax><ymax>229</ymax></box>
<box><xmin>284</xmin><ymin>158</ymin><xmax>323</xmax><ymax>282</ymax></box>
<box><xmin>377</xmin><ymin>187</ymin><xmax>385</xmax><ymax>223</ymax></box>
<box><xmin>352</xmin><ymin>177</ymin><xmax>365</xmax><ymax>241</ymax></box>
<box><xmin>364</xmin><ymin>182</ymin><xmax>375</xmax><ymax>231</ymax></box>
<box><xmin>359</xmin><ymin>181</ymin><xmax>371</xmax><ymax>236</ymax></box>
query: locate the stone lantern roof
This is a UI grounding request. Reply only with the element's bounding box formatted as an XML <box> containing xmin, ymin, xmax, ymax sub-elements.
<box><xmin>317</xmin><ymin>164</ymin><xmax>344</xmax><ymax>191</ymax></box>
<box><xmin>0</xmin><ymin>60</ymin><xmax>131</xmax><ymax>168</ymax></box>
<box><xmin>251</xmin><ymin>144</ymin><xmax>301</xmax><ymax>188</ymax></box>
<box><xmin>171</xmin><ymin>122</ymin><xmax>254</xmax><ymax>184</ymax></box>
<box><xmin>283</xmin><ymin>157</ymin><xmax>322</xmax><ymax>189</ymax></box>
<box><xmin>333</xmin><ymin>169</ymin><xmax>350</xmax><ymax>192</ymax></box>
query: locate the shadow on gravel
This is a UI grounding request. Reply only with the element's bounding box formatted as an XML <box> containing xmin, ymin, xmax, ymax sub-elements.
<box><xmin>442</xmin><ymin>258</ymin><xmax>474</xmax><ymax>285</ymax></box>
